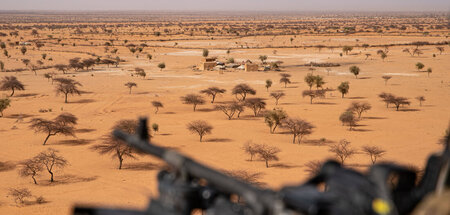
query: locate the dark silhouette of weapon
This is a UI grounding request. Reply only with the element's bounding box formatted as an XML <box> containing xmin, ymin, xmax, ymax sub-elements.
<box><xmin>74</xmin><ymin>118</ymin><xmax>449</xmax><ymax>215</ymax></box>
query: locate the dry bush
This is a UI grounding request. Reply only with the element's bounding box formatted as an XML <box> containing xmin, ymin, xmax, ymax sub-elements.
<box><xmin>339</xmin><ymin>111</ymin><xmax>358</xmax><ymax>130</ymax></box>
<box><xmin>9</xmin><ymin>188</ymin><xmax>32</xmax><ymax>206</ymax></box>
<box><xmin>19</xmin><ymin>158</ymin><xmax>43</xmax><ymax>184</ymax></box>
<box><xmin>242</xmin><ymin>141</ymin><xmax>261</xmax><ymax>161</ymax></box>
<box><xmin>337</xmin><ymin>81</ymin><xmax>350</xmax><ymax>98</ymax></box>
<box><xmin>257</xmin><ymin>144</ymin><xmax>281</xmax><ymax>168</ymax></box>
<box><xmin>36</xmin><ymin>148</ymin><xmax>68</xmax><ymax>182</ymax></box>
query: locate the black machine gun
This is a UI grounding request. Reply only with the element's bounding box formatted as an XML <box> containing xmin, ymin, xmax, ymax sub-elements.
<box><xmin>74</xmin><ymin>118</ymin><xmax>450</xmax><ymax>215</ymax></box>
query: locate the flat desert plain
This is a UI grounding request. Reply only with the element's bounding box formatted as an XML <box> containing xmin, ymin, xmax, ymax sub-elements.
<box><xmin>0</xmin><ymin>12</ymin><xmax>449</xmax><ymax>214</ymax></box>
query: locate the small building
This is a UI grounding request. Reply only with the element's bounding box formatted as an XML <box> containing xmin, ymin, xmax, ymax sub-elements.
<box><xmin>245</xmin><ymin>63</ymin><xmax>259</xmax><ymax>72</ymax></box>
<box><xmin>200</xmin><ymin>57</ymin><xmax>217</xmax><ymax>71</ymax></box>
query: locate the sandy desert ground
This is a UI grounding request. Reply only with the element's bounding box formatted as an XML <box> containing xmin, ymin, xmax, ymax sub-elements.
<box><xmin>0</xmin><ymin>12</ymin><xmax>449</xmax><ymax>214</ymax></box>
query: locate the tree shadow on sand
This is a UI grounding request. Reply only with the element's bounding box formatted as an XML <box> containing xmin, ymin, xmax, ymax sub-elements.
<box><xmin>302</xmin><ymin>139</ymin><xmax>336</xmax><ymax>146</ymax></box>
<box><xmin>75</xmin><ymin>128</ymin><xmax>97</xmax><ymax>133</ymax></box>
<box><xmin>206</xmin><ymin>138</ymin><xmax>233</xmax><ymax>143</ymax></box>
<box><xmin>398</xmin><ymin>108</ymin><xmax>420</xmax><ymax>112</ymax></box>
<box><xmin>15</xmin><ymin>93</ymin><xmax>39</xmax><ymax>98</ymax></box>
<box><xmin>39</xmin><ymin>174</ymin><xmax>98</xmax><ymax>186</ymax></box>
<box><xmin>54</xmin><ymin>139</ymin><xmax>95</xmax><ymax>146</ymax></box>
<box><xmin>70</xmin><ymin>99</ymin><xmax>96</xmax><ymax>104</ymax></box>
<box><xmin>122</xmin><ymin>162</ymin><xmax>165</xmax><ymax>171</ymax></box>
<box><xmin>0</xmin><ymin>161</ymin><xmax>16</xmax><ymax>172</ymax></box>
<box><xmin>270</xmin><ymin>163</ymin><xmax>302</xmax><ymax>169</ymax></box>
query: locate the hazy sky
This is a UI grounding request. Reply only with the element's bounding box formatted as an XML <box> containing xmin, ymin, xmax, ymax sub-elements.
<box><xmin>1</xmin><ymin>0</ymin><xmax>449</xmax><ymax>11</ymax></box>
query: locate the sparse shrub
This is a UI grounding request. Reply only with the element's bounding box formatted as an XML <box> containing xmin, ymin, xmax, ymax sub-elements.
<box><xmin>152</xmin><ymin>123</ymin><xmax>159</xmax><ymax>133</ymax></box>
<box><xmin>339</xmin><ymin>111</ymin><xmax>357</xmax><ymax>130</ymax></box>
<box><xmin>9</xmin><ymin>188</ymin><xmax>32</xmax><ymax>205</ymax></box>
<box><xmin>257</xmin><ymin>144</ymin><xmax>280</xmax><ymax>168</ymax></box>
<box><xmin>158</xmin><ymin>62</ymin><xmax>166</xmax><ymax>71</ymax></box>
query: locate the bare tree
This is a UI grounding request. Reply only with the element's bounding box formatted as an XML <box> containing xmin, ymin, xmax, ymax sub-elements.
<box><xmin>347</xmin><ymin>102</ymin><xmax>371</xmax><ymax>119</ymax></box>
<box><xmin>0</xmin><ymin>76</ymin><xmax>25</xmax><ymax>96</ymax></box>
<box><xmin>304</xmin><ymin>160</ymin><xmax>323</xmax><ymax>176</ymax></box>
<box><xmin>36</xmin><ymin>148</ymin><xmax>68</xmax><ymax>182</ymax></box>
<box><xmin>92</xmin><ymin>119</ymin><xmax>142</xmax><ymax>169</ymax></box>
<box><xmin>215</xmin><ymin>103</ymin><xmax>238</xmax><ymax>120</ymax></box>
<box><xmin>9</xmin><ymin>188</ymin><xmax>32</xmax><ymax>205</ymax></box>
<box><xmin>270</xmin><ymin>92</ymin><xmax>285</xmax><ymax>105</ymax></box>
<box><xmin>257</xmin><ymin>144</ymin><xmax>280</xmax><ymax>168</ymax></box>
<box><xmin>18</xmin><ymin>158</ymin><xmax>43</xmax><ymax>184</ymax></box>
<box><xmin>151</xmin><ymin>101</ymin><xmax>164</xmax><ymax>114</ymax></box>
<box><xmin>54</xmin><ymin>78</ymin><xmax>82</xmax><ymax>103</ymax></box>
<box><xmin>382</xmin><ymin>75</ymin><xmax>392</xmax><ymax>86</ymax></box>
<box><xmin>361</xmin><ymin>145</ymin><xmax>386</xmax><ymax>164</ymax></box>
<box><xmin>415</xmin><ymin>96</ymin><xmax>425</xmax><ymax>106</ymax></box>
<box><xmin>29</xmin><ymin>113</ymin><xmax>78</xmax><ymax>145</ymax></box>
<box><xmin>339</xmin><ymin>111</ymin><xmax>358</xmax><ymax>130</ymax></box>
<box><xmin>245</xmin><ymin>98</ymin><xmax>266</xmax><ymax>117</ymax></box>
<box><xmin>242</xmin><ymin>141</ymin><xmax>261</xmax><ymax>161</ymax></box>
<box><xmin>187</xmin><ymin>120</ymin><xmax>213</xmax><ymax>142</ymax></box>
<box><xmin>181</xmin><ymin>94</ymin><xmax>205</xmax><ymax>111</ymax></box>
<box><xmin>124</xmin><ymin>82</ymin><xmax>137</xmax><ymax>94</ymax></box>
<box><xmin>302</xmin><ymin>90</ymin><xmax>325</xmax><ymax>104</ymax></box>
<box><xmin>200</xmin><ymin>87</ymin><xmax>226</xmax><ymax>103</ymax></box>
<box><xmin>264</xmin><ymin>108</ymin><xmax>287</xmax><ymax>133</ymax></box>
<box><xmin>232</xmin><ymin>84</ymin><xmax>256</xmax><ymax>101</ymax></box>
<box><xmin>282</xmin><ymin>118</ymin><xmax>314</xmax><ymax>144</ymax></box>
<box><xmin>329</xmin><ymin>139</ymin><xmax>356</xmax><ymax>165</ymax></box>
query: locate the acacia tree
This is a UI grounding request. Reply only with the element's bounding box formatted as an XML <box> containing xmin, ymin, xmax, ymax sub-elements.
<box><xmin>415</xmin><ymin>96</ymin><xmax>425</xmax><ymax>106</ymax></box>
<box><xmin>0</xmin><ymin>98</ymin><xmax>11</xmax><ymax>117</ymax></box>
<box><xmin>200</xmin><ymin>87</ymin><xmax>226</xmax><ymax>103</ymax></box>
<box><xmin>382</xmin><ymin>76</ymin><xmax>392</xmax><ymax>86</ymax></box>
<box><xmin>302</xmin><ymin>90</ymin><xmax>325</xmax><ymax>104</ymax></box>
<box><xmin>232</xmin><ymin>84</ymin><xmax>256</xmax><ymax>101</ymax></box>
<box><xmin>304</xmin><ymin>160</ymin><xmax>323</xmax><ymax>176</ymax></box>
<box><xmin>134</xmin><ymin>67</ymin><xmax>146</xmax><ymax>79</ymax></box>
<box><xmin>92</xmin><ymin>119</ymin><xmax>142</xmax><ymax>169</ymax></box>
<box><xmin>259</xmin><ymin>55</ymin><xmax>267</xmax><ymax>64</ymax></box>
<box><xmin>124</xmin><ymin>82</ymin><xmax>137</xmax><ymax>94</ymax></box>
<box><xmin>279</xmin><ymin>73</ymin><xmax>291</xmax><ymax>88</ymax></box>
<box><xmin>54</xmin><ymin>64</ymin><xmax>68</xmax><ymax>74</ymax></box>
<box><xmin>264</xmin><ymin>108</ymin><xmax>287</xmax><ymax>133</ymax></box>
<box><xmin>314</xmin><ymin>75</ymin><xmax>325</xmax><ymax>89</ymax></box>
<box><xmin>378</xmin><ymin>92</ymin><xmax>395</xmax><ymax>108</ymax></box>
<box><xmin>181</xmin><ymin>93</ymin><xmax>205</xmax><ymax>111</ymax></box>
<box><xmin>29</xmin><ymin>113</ymin><xmax>78</xmax><ymax>145</ymax></box>
<box><xmin>339</xmin><ymin>111</ymin><xmax>357</xmax><ymax>130</ymax></box>
<box><xmin>342</xmin><ymin>46</ymin><xmax>353</xmax><ymax>55</ymax></box>
<box><xmin>187</xmin><ymin>120</ymin><xmax>213</xmax><ymax>142</ymax></box>
<box><xmin>36</xmin><ymin>148</ymin><xmax>68</xmax><ymax>182</ymax></box>
<box><xmin>329</xmin><ymin>139</ymin><xmax>356</xmax><ymax>165</ymax></box>
<box><xmin>0</xmin><ymin>76</ymin><xmax>25</xmax><ymax>96</ymax></box>
<box><xmin>18</xmin><ymin>158</ymin><xmax>43</xmax><ymax>184</ymax></box>
<box><xmin>388</xmin><ymin>96</ymin><xmax>410</xmax><ymax>111</ymax></box>
<box><xmin>265</xmin><ymin>79</ymin><xmax>272</xmax><ymax>91</ymax></box>
<box><xmin>270</xmin><ymin>92</ymin><xmax>285</xmax><ymax>105</ymax></box>
<box><xmin>158</xmin><ymin>62</ymin><xmax>166</xmax><ymax>71</ymax></box>
<box><xmin>257</xmin><ymin>144</ymin><xmax>280</xmax><ymax>168</ymax></box>
<box><xmin>426</xmin><ymin>68</ymin><xmax>432</xmax><ymax>77</ymax></box>
<box><xmin>245</xmin><ymin>98</ymin><xmax>266</xmax><ymax>117</ymax></box>
<box><xmin>304</xmin><ymin>73</ymin><xmax>315</xmax><ymax>90</ymax></box>
<box><xmin>202</xmin><ymin>49</ymin><xmax>209</xmax><ymax>58</ymax></box>
<box><xmin>54</xmin><ymin>78</ymin><xmax>82</xmax><ymax>103</ymax></box>
<box><xmin>282</xmin><ymin>118</ymin><xmax>314</xmax><ymax>144</ymax></box>
<box><xmin>232</xmin><ymin>101</ymin><xmax>245</xmax><ymax>118</ymax></box>
<box><xmin>242</xmin><ymin>141</ymin><xmax>261</xmax><ymax>161</ymax></box>
<box><xmin>362</xmin><ymin>145</ymin><xmax>386</xmax><ymax>164</ymax></box>
<box><xmin>349</xmin><ymin>66</ymin><xmax>360</xmax><ymax>79</ymax></box>
<box><xmin>415</xmin><ymin>62</ymin><xmax>424</xmax><ymax>72</ymax></box>
<box><xmin>215</xmin><ymin>103</ymin><xmax>240</xmax><ymax>120</ymax></box>
<box><xmin>347</xmin><ymin>102</ymin><xmax>371</xmax><ymax>119</ymax></box>
<box><xmin>337</xmin><ymin>81</ymin><xmax>349</xmax><ymax>98</ymax></box>
<box><xmin>151</xmin><ymin>101</ymin><xmax>164</xmax><ymax>114</ymax></box>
